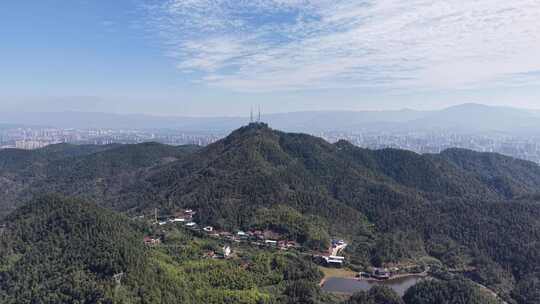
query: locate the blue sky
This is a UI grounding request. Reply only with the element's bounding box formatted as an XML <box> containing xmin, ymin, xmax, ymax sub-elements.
<box><xmin>1</xmin><ymin>0</ymin><xmax>540</xmax><ymax>116</ymax></box>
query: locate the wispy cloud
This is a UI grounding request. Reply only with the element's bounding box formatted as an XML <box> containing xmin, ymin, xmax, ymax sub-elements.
<box><xmin>143</xmin><ymin>0</ymin><xmax>540</xmax><ymax>92</ymax></box>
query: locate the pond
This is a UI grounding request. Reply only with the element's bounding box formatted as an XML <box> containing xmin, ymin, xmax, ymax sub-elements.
<box><xmin>321</xmin><ymin>275</ymin><xmax>428</xmax><ymax>296</ymax></box>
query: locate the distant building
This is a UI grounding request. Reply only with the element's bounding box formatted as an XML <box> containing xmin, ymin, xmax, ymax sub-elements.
<box><xmin>15</xmin><ymin>140</ymin><xmax>51</xmax><ymax>150</ymax></box>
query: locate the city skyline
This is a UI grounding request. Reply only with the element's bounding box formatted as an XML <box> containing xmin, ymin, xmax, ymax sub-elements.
<box><xmin>4</xmin><ymin>120</ymin><xmax>540</xmax><ymax>165</ymax></box>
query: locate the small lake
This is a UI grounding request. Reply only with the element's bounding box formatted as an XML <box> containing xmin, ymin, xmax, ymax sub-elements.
<box><xmin>322</xmin><ymin>276</ymin><xmax>427</xmax><ymax>296</ymax></box>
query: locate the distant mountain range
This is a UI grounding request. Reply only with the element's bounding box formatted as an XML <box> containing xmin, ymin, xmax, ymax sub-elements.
<box><xmin>1</xmin><ymin>103</ymin><xmax>539</xmax><ymax>135</ymax></box>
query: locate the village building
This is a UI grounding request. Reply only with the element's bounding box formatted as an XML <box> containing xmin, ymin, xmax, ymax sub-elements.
<box><xmin>236</xmin><ymin>231</ymin><xmax>248</xmax><ymax>240</ymax></box>
<box><xmin>263</xmin><ymin>230</ymin><xmax>281</xmax><ymax>240</ymax></box>
<box><xmin>220</xmin><ymin>231</ymin><xmax>235</xmax><ymax>240</ymax></box>
<box><xmin>143</xmin><ymin>236</ymin><xmax>161</xmax><ymax>246</ymax></box>
<box><xmin>324</xmin><ymin>255</ymin><xmax>345</xmax><ymax>267</ymax></box>
<box><xmin>223</xmin><ymin>245</ymin><xmax>232</xmax><ymax>258</ymax></box>
<box><xmin>372</xmin><ymin>268</ymin><xmax>391</xmax><ymax>280</ymax></box>
<box><xmin>332</xmin><ymin>239</ymin><xmax>346</xmax><ymax>246</ymax></box>
<box><xmin>325</xmin><ymin>258</ymin><xmax>344</xmax><ymax>267</ymax></box>
<box><xmin>248</xmin><ymin>230</ymin><xmax>265</xmax><ymax>240</ymax></box>
<box><xmin>265</xmin><ymin>240</ymin><xmax>278</xmax><ymax>246</ymax></box>
<box><xmin>184</xmin><ymin>209</ymin><xmax>196</xmax><ymax>217</ymax></box>
<box><xmin>329</xmin><ymin>255</ymin><xmax>345</xmax><ymax>261</ymax></box>
<box><xmin>169</xmin><ymin>218</ymin><xmax>186</xmax><ymax>223</ymax></box>
<box><xmin>287</xmin><ymin>241</ymin><xmax>300</xmax><ymax>249</ymax></box>
<box><xmin>278</xmin><ymin>240</ymin><xmax>299</xmax><ymax>250</ymax></box>
<box><xmin>312</xmin><ymin>254</ymin><xmax>346</xmax><ymax>268</ymax></box>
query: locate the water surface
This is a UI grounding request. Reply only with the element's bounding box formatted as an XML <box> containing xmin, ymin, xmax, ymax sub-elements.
<box><xmin>322</xmin><ymin>276</ymin><xmax>427</xmax><ymax>296</ymax></box>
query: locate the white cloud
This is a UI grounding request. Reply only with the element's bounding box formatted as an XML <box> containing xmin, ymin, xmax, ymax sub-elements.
<box><xmin>143</xmin><ymin>0</ymin><xmax>540</xmax><ymax>92</ymax></box>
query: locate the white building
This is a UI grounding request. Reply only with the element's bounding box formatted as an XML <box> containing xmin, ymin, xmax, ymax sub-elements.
<box><xmin>223</xmin><ymin>246</ymin><xmax>232</xmax><ymax>258</ymax></box>
<box><xmin>170</xmin><ymin>218</ymin><xmax>186</xmax><ymax>223</ymax></box>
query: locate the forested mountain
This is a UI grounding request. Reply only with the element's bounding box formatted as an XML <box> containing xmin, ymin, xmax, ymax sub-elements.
<box><xmin>0</xmin><ymin>142</ymin><xmax>199</xmax><ymax>217</ymax></box>
<box><xmin>0</xmin><ymin>195</ymin><xmax>146</xmax><ymax>302</ymax></box>
<box><xmin>0</xmin><ymin>195</ymin><xmax>332</xmax><ymax>303</ymax></box>
<box><xmin>141</xmin><ymin>123</ymin><xmax>540</xmax><ymax>303</ymax></box>
<box><xmin>0</xmin><ymin>143</ymin><xmax>117</xmax><ymax>172</ymax></box>
<box><xmin>437</xmin><ymin>148</ymin><xmax>540</xmax><ymax>198</ymax></box>
<box><xmin>2</xmin><ymin>123</ymin><xmax>540</xmax><ymax>303</ymax></box>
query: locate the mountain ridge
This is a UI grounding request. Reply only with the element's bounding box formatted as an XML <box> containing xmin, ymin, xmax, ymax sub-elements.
<box><xmin>1</xmin><ymin>103</ymin><xmax>539</xmax><ymax>134</ymax></box>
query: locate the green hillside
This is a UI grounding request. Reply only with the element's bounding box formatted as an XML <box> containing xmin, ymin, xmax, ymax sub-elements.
<box><xmin>1</xmin><ymin>124</ymin><xmax>540</xmax><ymax>303</ymax></box>
<box><xmin>0</xmin><ymin>143</ymin><xmax>117</xmax><ymax>172</ymax></box>
<box><xmin>0</xmin><ymin>195</ymin><xmax>331</xmax><ymax>304</ymax></box>
<box><xmin>0</xmin><ymin>142</ymin><xmax>199</xmax><ymax>217</ymax></box>
<box><xmin>0</xmin><ymin>195</ymin><xmax>146</xmax><ymax>303</ymax></box>
<box><xmin>141</xmin><ymin>123</ymin><xmax>540</xmax><ymax>302</ymax></box>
